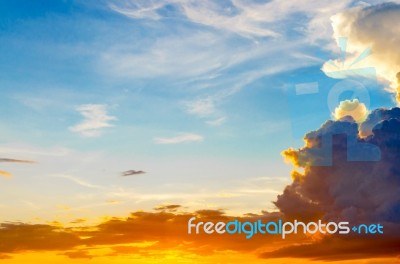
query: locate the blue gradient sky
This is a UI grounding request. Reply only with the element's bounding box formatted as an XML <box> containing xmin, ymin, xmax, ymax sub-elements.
<box><xmin>0</xmin><ymin>0</ymin><xmax>395</xmax><ymax>223</ymax></box>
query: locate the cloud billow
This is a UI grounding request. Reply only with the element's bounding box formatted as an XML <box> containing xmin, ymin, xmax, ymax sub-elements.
<box><xmin>278</xmin><ymin>107</ymin><xmax>400</xmax><ymax>226</ymax></box>
<box><xmin>322</xmin><ymin>2</ymin><xmax>400</xmax><ymax>103</ymax></box>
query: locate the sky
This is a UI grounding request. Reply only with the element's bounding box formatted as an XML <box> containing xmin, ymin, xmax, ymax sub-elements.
<box><xmin>1</xmin><ymin>0</ymin><xmax>400</xmax><ymax>263</ymax></box>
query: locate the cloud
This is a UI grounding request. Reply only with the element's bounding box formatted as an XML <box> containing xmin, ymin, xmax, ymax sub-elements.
<box><xmin>184</xmin><ymin>98</ymin><xmax>216</xmax><ymax>117</ymax></box>
<box><xmin>0</xmin><ymin>170</ymin><xmax>12</xmax><ymax>178</ymax></box>
<box><xmin>0</xmin><ymin>158</ymin><xmax>35</xmax><ymax>163</ymax></box>
<box><xmin>261</xmin><ymin>236</ymin><xmax>400</xmax><ymax>261</ymax></box>
<box><xmin>333</xmin><ymin>99</ymin><xmax>368</xmax><ymax>123</ymax></box>
<box><xmin>52</xmin><ymin>174</ymin><xmax>103</xmax><ymax>189</ymax></box>
<box><xmin>322</xmin><ymin>2</ymin><xmax>400</xmax><ymax>102</ymax></box>
<box><xmin>0</xmin><ymin>254</ymin><xmax>11</xmax><ymax>259</ymax></box>
<box><xmin>62</xmin><ymin>250</ymin><xmax>93</xmax><ymax>259</ymax></box>
<box><xmin>0</xmin><ymin>145</ymin><xmax>71</xmax><ymax>157</ymax></box>
<box><xmin>153</xmin><ymin>133</ymin><xmax>203</xmax><ymax>144</ymax></box>
<box><xmin>121</xmin><ymin>170</ymin><xmax>146</xmax><ymax>176</ymax></box>
<box><xmin>109</xmin><ymin>0</ymin><xmax>277</xmax><ymax>38</ymax></box>
<box><xmin>109</xmin><ymin>0</ymin><xmax>352</xmax><ymax>39</ymax></box>
<box><xmin>154</xmin><ymin>204</ymin><xmax>181</xmax><ymax>211</ymax></box>
<box><xmin>103</xmin><ymin>0</ymin><xmax>344</xmax><ymax>123</ymax></box>
<box><xmin>0</xmin><ymin>223</ymin><xmax>81</xmax><ymax>253</ymax></box>
<box><xmin>206</xmin><ymin>117</ymin><xmax>226</xmax><ymax>126</ymax></box>
<box><xmin>268</xmin><ymin>107</ymin><xmax>400</xmax><ymax>259</ymax></box>
<box><xmin>359</xmin><ymin>107</ymin><xmax>400</xmax><ymax>137</ymax></box>
<box><xmin>279</xmin><ymin>107</ymin><xmax>400</xmax><ymax>224</ymax></box>
<box><xmin>0</xmin><ymin>205</ymin><xmax>397</xmax><ymax>261</ymax></box>
<box><xmin>0</xmin><ymin>207</ymin><xmax>287</xmax><ymax>258</ymax></box>
<box><xmin>0</xmin><ymin>158</ymin><xmax>35</xmax><ymax>178</ymax></box>
<box><xmin>69</xmin><ymin>104</ymin><xmax>116</xmax><ymax>137</ymax></box>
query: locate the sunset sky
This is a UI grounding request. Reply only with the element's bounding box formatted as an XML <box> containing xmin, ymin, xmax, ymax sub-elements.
<box><xmin>1</xmin><ymin>0</ymin><xmax>400</xmax><ymax>263</ymax></box>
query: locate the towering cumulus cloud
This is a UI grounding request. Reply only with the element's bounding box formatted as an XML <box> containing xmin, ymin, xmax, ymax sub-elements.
<box><xmin>268</xmin><ymin>107</ymin><xmax>400</xmax><ymax>259</ymax></box>
<box><xmin>279</xmin><ymin>108</ymin><xmax>400</xmax><ymax>227</ymax></box>
<box><xmin>333</xmin><ymin>99</ymin><xmax>368</xmax><ymax>123</ymax></box>
<box><xmin>322</xmin><ymin>3</ymin><xmax>400</xmax><ymax>103</ymax></box>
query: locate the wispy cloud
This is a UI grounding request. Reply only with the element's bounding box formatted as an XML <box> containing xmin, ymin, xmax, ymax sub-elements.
<box><xmin>154</xmin><ymin>204</ymin><xmax>182</xmax><ymax>211</ymax></box>
<box><xmin>206</xmin><ymin>117</ymin><xmax>226</xmax><ymax>126</ymax></box>
<box><xmin>0</xmin><ymin>158</ymin><xmax>35</xmax><ymax>163</ymax></box>
<box><xmin>109</xmin><ymin>0</ymin><xmax>352</xmax><ymax>40</ymax></box>
<box><xmin>121</xmin><ymin>170</ymin><xmax>146</xmax><ymax>177</ymax></box>
<box><xmin>52</xmin><ymin>174</ymin><xmax>103</xmax><ymax>189</ymax></box>
<box><xmin>153</xmin><ymin>133</ymin><xmax>203</xmax><ymax>144</ymax></box>
<box><xmin>69</xmin><ymin>104</ymin><xmax>116</xmax><ymax>138</ymax></box>
<box><xmin>183</xmin><ymin>98</ymin><xmax>216</xmax><ymax>117</ymax></box>
<box><xmin>0</xmin><ymin>158</ymin><xmax>35</xmax><ymax>178</ymax></box>
<box><xmin>108</xmin><ymin>0</ymin><xmax>286</xmax><ymax>38</ymax></box>
<box><xmin>102</xmin><ymin>0</ymin><xmax>341</xmax><ymax>125</ymax></box>
<box><xmin>0</xmin><ymin>145</ymin><xmax>71</xmax><ymax>157</ymax></box>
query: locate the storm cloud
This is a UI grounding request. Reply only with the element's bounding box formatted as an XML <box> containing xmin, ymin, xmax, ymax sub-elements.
<box><xmin>278</xmin><ymin>107</ymin><xmax>400</xmax><ymax>226</ymax></box>
<box><xmin>267</xmin><ymin>107</ymin><xmax>400</xmax><ymax>260</ymax></box>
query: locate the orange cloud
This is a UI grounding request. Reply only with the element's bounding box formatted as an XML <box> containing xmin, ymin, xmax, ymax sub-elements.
<box><xmin>0</xmin><ymin>204</ymin><xmax>399</xmax><ymax>262</ymax></box>
<box><xmin>0</xmin><ymin>208</ymin><xmax>303</xmax><ymax>260</ymax></box>
<box><xmin>0</xmin><ymin>170</ymin><xmax>12</xmax><ymax>178</ymax></box>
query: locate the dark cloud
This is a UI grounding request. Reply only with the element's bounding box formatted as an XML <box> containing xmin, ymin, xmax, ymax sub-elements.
<box><xmin>121</xmin><ymin>170</ymin><xmax>146</xmax><ymax>176</ymax></box>
<box><xmin>266</xmin><ymin>107</ymin><xmax>400</xmax><ymax>259</ymax></box>
<box><xmin>278</xmin><ymin>108</ymin><xmax>400</xmax><ymax>225</ymax></box>
<box><xmin>360</xmin><ymin>108</ymin><xmax>400</xmax><ymax>137</ymax></box>
<box><xmin>260</xmin><ymin>236</ymin><xmax>400</xmax><ymax>260</ymax></box>
<box><xmin>0</xmin><ymin>208</ymin><xmax>290</xmax><ymax>259</ymax></box>
<box><xmin>70</xmin><ymin>219</ymin><xmax>86</xmax><ymax>224</ymax></box>
<box><xmin>0</xmin><ymin>223</ymin><xmax>80</xmax><ymax>253</ymax></box>
<box><xmin>154</xmin><ymin>204</ymin><xmax>182</xmax><ymax>211</ymax></box>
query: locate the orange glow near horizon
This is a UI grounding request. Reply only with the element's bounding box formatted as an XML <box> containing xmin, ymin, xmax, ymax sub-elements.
<box><xmin>1</xmin><ymin>251</ymin><xmax>399</xmax><ymax>264</ymax></box>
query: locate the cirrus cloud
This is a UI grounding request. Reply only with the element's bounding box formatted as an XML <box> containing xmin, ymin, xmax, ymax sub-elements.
<box><xmin>153</xmin><ymin>133</ymin><xmax>203</xmax><ymax>144</ymax></box>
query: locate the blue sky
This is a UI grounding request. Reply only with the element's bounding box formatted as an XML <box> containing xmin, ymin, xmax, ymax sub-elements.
<box><xmin>0</xmin><ymin>0</ymin><xmax>396</xmax><ymax>223</ymax></box>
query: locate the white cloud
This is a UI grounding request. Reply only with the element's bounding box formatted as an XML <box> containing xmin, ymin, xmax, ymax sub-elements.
<box><xmin>102</xmin><ymin>0</ymin><xmax>341</xmax><ymax>81</ymax></box>
<box><xmin>0</xmin><ymin>145</ymin><xmax>70</xmax><ymax>157</ymax></box>
<box><xmin>333</xmin><ymin>99</ymin><xmax>368</xmax><ymax>123</ymax></box>
<box><xmin>101</xmin><ymin>31</ymin><xmax>247</xmax><ymax>79</ymax></box>
<box><xmin>206</xmin><ymin>117</ymin><xmax>226</xmax><ymax>126</ymax></box>
<box><xmin>102</xmin><ymin>0</ymin><xmax>350</xmax><ymax>124</ymax></box>
<box><xmin>104</xmin><ymin>0</ymin><xmax>400</xmax><ymax>127</ymax></box>
<box><xmin>184</xmin><ymin>98</ymin><xmax>216</xmax><ymax>117</ymax></box>
<box><xmin>69</xmin><ymin>104</ymin><xmax>116</xmax><ymax>137</ymax></box>
<box><xmin>52</xmin><ymin>174</ymin><xmax>103</xmax><ymax>189</ymax></box>
<box><xmin>109</xmin><ymin>0</ymin><xmax>352</xmax><ymax>39</ymax></box>
<box><xmin>322</xmin><ymin>2</ymin><xmax>400</xmax><ymax>102</ymax></box>
<box><xmin>153</xmin><ymin>133</ymin><xmax>204</xmax><ymax>144</ymax></box>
